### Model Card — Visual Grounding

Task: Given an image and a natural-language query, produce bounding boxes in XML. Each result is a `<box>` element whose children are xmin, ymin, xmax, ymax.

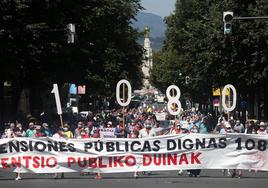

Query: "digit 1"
<box><xmin>235</xmin><ymin>137</ymin><xmax>242</xmax><ymax>150</ymax></box>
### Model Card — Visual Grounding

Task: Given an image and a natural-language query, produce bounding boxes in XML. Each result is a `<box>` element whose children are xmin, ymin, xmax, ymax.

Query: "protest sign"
<box><xmin>155</xmin><ymin>113</ymin><xmax>166</xmax><ymax>121</ymax></box>
<box><xmin>1</xmin><ymin>134</ymin><xmax>268</xmax><ymax>173</ymax></box>
<box><xmin>99</xmin><ymin>128</ymin><xmax>116</xmax><ymax>138</ymax></box>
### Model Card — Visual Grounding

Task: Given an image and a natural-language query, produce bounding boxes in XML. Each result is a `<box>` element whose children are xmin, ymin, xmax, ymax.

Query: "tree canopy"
<box><xmin>151</xmin><ymin>0</ymin><xmax>268</xmax><ymax>104</ymax></box>
<box><xmin>0</xmin><ymin>0</ymin><xmax>143</xmax><ymax>93</ymax></box>
<box><xmin>0</xmin><ymin>0</ymin><xmax>144</xmax><ymax>119</ymax></box>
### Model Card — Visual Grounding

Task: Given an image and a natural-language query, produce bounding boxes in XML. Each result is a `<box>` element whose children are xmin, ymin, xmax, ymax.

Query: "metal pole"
<box><xmin>233</xmin><ymin>16</ymin><xmax>268</xmax><ymax>20</ymax></box>
<box><xmin>228</xmin><ymin>94</ymin><xmax>231</xmax><ymax>122</ymax></box>
<box><xmin>59</xmin><ymin>114</ymin><xmax>64</xmax><ymax>128</ymax></box>
<box><xmin>123</xmin><ymin>83</ymin><xmax>125</xmax><ymax>128</ymax></box>
<box><xmin>172</xmin><ymin>88</ymin><xmax>177</xmax><ymax>121</ymax></box>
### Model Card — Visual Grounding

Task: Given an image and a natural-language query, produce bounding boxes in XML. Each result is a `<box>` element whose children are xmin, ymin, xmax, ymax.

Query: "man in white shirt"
<box><xmin>138</xmin><ymin>120</ymin><xmax>156</xmax><ymax>177</ymax></box>
<box><xmin>52</xmin><ymin>127</ymin><xmax>66</xmax><ymax>179</ymax></box>
<box><xmin>139</xmin><ymin>120</ymin><xmax>156</xmax><ymax>138</ymax></box>
<box><xmin>52</xmin><ymin>127</ymin><xmax>66</xmax><ymax>139</ymax></box>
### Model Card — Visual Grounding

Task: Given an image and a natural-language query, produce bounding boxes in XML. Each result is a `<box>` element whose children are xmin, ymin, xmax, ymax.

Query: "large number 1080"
<box><xmin>115</xmin><ymin>80</ymin><xmax>237</xmax><ymax>114</ymax></box>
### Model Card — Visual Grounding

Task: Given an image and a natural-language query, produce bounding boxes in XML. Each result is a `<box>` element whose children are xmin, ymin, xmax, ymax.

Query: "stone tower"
<box><xmin>142</xmin><ymin>26</ymin><xmax>153</xmax><ymax>91</ymax></box>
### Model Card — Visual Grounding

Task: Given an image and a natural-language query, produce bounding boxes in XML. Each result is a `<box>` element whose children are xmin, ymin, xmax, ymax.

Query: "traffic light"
<box><xmin>67</xmin><ymin>23</ymin><xmax>75</xmax><ymax>43</ymax></box>
<box><xmin>223</xmin><ymin>11</ymin><xmax>233</xmax><ymax>35</ymax></box>
<box><xmin>185</xmin><ymin>76</ymin><xmax>190</xmax><ymax>85</ymax></box>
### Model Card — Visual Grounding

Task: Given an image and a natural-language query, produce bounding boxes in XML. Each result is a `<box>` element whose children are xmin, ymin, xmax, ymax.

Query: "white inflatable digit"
<box><xmin>116</xmin><ymin>79</ymin><xmax>132</xmax><ymax>107</ymax></box>
<box><xmin>166</xmin><ymin>85</ymin><xmax>181</xmax><ymax>116</ymax></box>
<box><xmin>222</xmin><ymin>84</ymin><xmax>237</xmax><ymax>112</ymax></box>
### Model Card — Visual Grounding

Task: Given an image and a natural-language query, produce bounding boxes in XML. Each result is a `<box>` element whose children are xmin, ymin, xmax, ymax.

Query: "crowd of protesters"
<box><xmin>0</xmin><ymin>107</ymin><xmax>267</xmax><ymax>180</ymax></box>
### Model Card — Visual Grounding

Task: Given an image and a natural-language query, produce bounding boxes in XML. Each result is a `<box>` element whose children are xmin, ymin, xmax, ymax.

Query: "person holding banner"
<box><xmin>257</xmin><ymin>122</ymin><xmax>267</xmax><ymax>135</ymax></box>
<box><xmin>12</xmin><ymin>127</ymin><xmax>24</xmax><ymax>180</ymax></box>
<box><xmin>139</xmin><ymin>120</ymin><xmax>157</xmax><ymax>138</ymax></box>
<box><xmin>74</xmin><ymin>121</ymin><xmax>84</xmax><ymax>138</ymax></box>
<box><xmin>52</xmin><ymin>127</ymin><xmax>66</xmax><ymax>179</ymax></box>
<box><xmin>170</xmin><ymin>121</ymin><xmax>183</xmax><ymax>135</ymax></box>
<box><xmin>25</xmin><ymin>122</ymin><xmax>36</xmax><ymax>138</ymax></box>
<box><xmin>34</xmin><ymin>125</ymin><xmax>45</xmax><ymax>138</ymax></box>
<box><xmin>169</xmin><ymin>121</ymin><xmax>184</xmax><ymax>175</ymax></box>
<box><xmin>114</xmin><ymin>121</ymin><xmax>129</xmax><ymax>138</ymax></box>
<box><xmin>138</xmin><ymin>120</ymin><xmax>156</xmax><ymax>176</ymax></box>
<box><xmin>187</xmin><ymin>126</ymin><xmax>201</xmax><ymax>177</ymax></box>
<box><xmin>63</xmin><ymin>124</ymin><xmax>73</xmax><ymax>139</ymax></box>
<box><xmin>77</xmin><ymin>129</ymin><xmax>90</xmax><ymax>139</ymax></box>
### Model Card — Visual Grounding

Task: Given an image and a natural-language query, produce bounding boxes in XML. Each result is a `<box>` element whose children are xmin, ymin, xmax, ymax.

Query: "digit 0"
<box><xmin>166</xmin><ymin>85</ymin><xmax>181</xmax><ymax>116</ymax></box>
<box><xmin>222</xmin><ymin>84</ymin><xmax>237</xmax><ymax>112</ymax></box>
<box><xmin>116</xmin><ymin>79</ymin><xmax>132</xmax><ymax>107</ymax></box>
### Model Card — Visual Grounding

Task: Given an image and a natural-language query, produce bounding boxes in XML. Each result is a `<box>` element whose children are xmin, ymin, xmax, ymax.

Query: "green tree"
<box><xmin>0</xmin><ymin>0</ymin><xmax>143</xmax><ymax>120</ymax></box>
<box><xmin>151</xmin><ymin>0</ymin><xmax>268</xmax><ymax>118</ymax></box>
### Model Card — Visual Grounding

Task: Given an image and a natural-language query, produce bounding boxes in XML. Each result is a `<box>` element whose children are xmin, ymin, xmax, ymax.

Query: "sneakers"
<box><xmin>15</xmin><ymin>176</ymin><xmax>22</xmax><ymax>181</ymax></box>
<box><xmin>178</xmin><ymin>169</ymin><xmax>183</xmax><ymax>176</ymax></box>
<box><xmin>134</xmin><ymin>172</ymin><xmax>138</xmax><ymax>178</ymax></box>
<box><xmin>95</xmin><ymin>175</ymin><xmax>102</xmax><ymax>180</ymax></box>
<box><xmin>231</xmin><ymin>172</ymin><xmax>236</xmax><ymax>178</ymax></box>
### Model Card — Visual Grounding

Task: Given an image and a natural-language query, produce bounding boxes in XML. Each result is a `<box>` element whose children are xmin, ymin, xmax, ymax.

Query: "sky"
<box><xmin>141</xmin><ymin>0</ymin><xmax>176</xmax><ymax>17</ymax></box>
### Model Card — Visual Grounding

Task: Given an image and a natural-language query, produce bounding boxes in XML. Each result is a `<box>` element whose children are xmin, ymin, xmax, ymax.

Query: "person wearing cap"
<box><xmin>138</xmin><ymin>119</ymin><xmax>156</xmax><ymax>177</ymax></box>
<box><xmin>107</xmin><ymin>121</ymin><xmax>113</xmax><ymax>128</ymax></box>
<box><xmin>225</xmin><ymin>123</ymin><xmax>234</xmax><ymax>133</ymax></box>
<box><xmin>257</xmin><ymin>122</ymin><xmax>267</xmax><ymax>135</ymax></box>
<box><xmin>187</xmin><ymin>125</ymin><xmax>202</xmax><ymax>177</ymax></box>
<box><xmin>220</xmin><ymin>122</ymin><xmax>233</xmax><ymax>177</ymax></box>
<box><xmin>42</xmin><ymin>123</ymin><xmax>52</xmax><ymax>137</ymax></box>
<box><xmin>25</xmin><ymin>122</ymin><xmax>36</xmax><ymax>138</ymax></box>
<box><xmin>169</xmin><ymin>121</ymin><xmax>183</xmax><ymax>175</ymax></box>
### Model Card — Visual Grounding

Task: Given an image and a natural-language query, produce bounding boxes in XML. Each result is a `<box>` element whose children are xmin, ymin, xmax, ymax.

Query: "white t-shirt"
<box><xmin>139</xmin><ymin>128</ymin><xmax>156</xmax><ymax>138</ymax></box>
<box><xmin>52</xmin><ymin>133</ymin><xmax>65</xmax><ymax>139</ymax></box>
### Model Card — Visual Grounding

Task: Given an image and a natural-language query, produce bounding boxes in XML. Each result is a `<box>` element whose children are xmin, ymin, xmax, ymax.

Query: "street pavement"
<box><xmin>1</xmin><ymin>169</ymin><xmax>268</xmax><ymax>188</ymax></box>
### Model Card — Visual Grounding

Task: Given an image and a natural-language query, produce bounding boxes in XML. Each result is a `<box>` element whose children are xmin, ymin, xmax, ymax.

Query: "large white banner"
<box><xmin>0</xmin><ymin>134</ymin><xmax>268</xmax><ymax>173</ymax></box>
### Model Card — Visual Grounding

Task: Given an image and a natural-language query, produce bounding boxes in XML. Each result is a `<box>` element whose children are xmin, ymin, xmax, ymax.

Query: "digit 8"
<box><xmin>166</xmin><ymin>85</ymin><xmax>181</xmax><ymax>116</ymax></box>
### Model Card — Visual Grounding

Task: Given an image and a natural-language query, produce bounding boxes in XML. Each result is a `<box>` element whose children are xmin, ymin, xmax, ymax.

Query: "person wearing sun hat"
<box><xmin>257</xmin><ymin>122</ymin><xmax>267</xmax><ymax>135</ymax></box>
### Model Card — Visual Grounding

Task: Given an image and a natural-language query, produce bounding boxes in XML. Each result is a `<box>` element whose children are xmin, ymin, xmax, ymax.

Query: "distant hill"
<box><xmin>132</xmin><ymin>12</ymin><xmax>166</xmax><ymax>38</ymax></box>
<box><xmin>132</xmin><ymin>12</ymin><xmax>166</xmax><ymax>50</ymax></box>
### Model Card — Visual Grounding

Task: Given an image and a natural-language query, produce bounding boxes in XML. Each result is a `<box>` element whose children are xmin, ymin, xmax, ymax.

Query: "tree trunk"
<box><xmin>263</xmin><ymin>82</ymin><xmax>268</xmax><ymax>120</ymax></box>
<box><xmin>0</xmin><ymin>80</ymin><xmax>4</xmax><ymax>132</ymax></box>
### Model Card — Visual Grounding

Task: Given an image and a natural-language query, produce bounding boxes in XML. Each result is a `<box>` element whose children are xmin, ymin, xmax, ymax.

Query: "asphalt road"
<box><xmin>1</xmin><ymin>169</ymin><xmax>268</xmax><ymax>188</ymax></box>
